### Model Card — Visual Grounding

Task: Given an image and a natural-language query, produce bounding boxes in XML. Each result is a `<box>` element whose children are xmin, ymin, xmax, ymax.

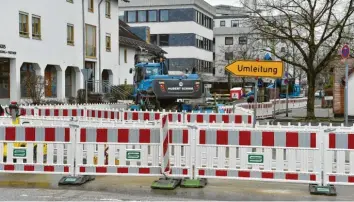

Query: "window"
<box><xmin>150</xmin><ymin>34</ymin><xmax>157</xmax><ymax>45</ymax></box>
<box><xmin>85</xmin><ymin>24</ymin><xmax>96</xmax><ymax>58</ymax></box>
<box><xmin>239</xmin><ymin>36</ymin><xmax>247</xmax><ymax>45</ymax></box>
<box><xmin>231</xmin><ymin>20</ymin><xmax>239</xmax><ymax>27</ymax></box>
<box><xmin>225</xmin><ymin>52</ymin><xmax>233</xmax><ymax>61</ymax></box>
<box><xmin>0</xmin><ymin>58</ymin><xmax>10</xmax><ymax>99</ymax></box>
<box><xmin>160</xmin><ymin>10</ymin><xmax>169</xmax><ymax>22</ymax></box>
<box><xmin>32</xmin><ymin>15</ymin><xmax>41</xmax><ymax>39</ymax></box>
<box><xmin>67</xmin><ymin>0</ymin><xmax>73</xmax><ymax>3</ymax></box>
<box><xmin>124</xmin><ymin>49</ymin><xmax>127</xmax><ymax>63</ymax></box>
<box><xmin>19</xmin><ymin>12</ymin><xmax>29</xmax><ymax>37</ymax></box>
<box><xmin>195</xmin><ymin>10</ymin><xmax>212</xmax><ymax>29</ymax></box>
<box><xmin>138</xmin><ymin>10</ymin><xmax>147</xmax><ymax>22</ymax></box>
<box><xmin>220</xmin><ymin>20</ymin><xmax>225</xmax><ymax>27</ymax></box>
<box><xmin>67</xmin><ymin>24</ymin><xmax>74</xmax><ymax>45</ymax></box>
<box><xmin>105</xmin><ymin>0</ymin><xmax>111</xmax><ymax>18</ymax></box>
<box><xmin>159</xmin><ymin>34</ymin><xmax>169</xmax><ymax>46</ymax></box>
<box><xmin>106</xmin><ymin>33</ymin><xmax>111</xmax><ymax>52</ymax></box>
<box><xmin>127</xmin><ymin>11</ymin><xmax>136</xmax><ymax>23</ymax></box>
<box><xmin>88</xmin><ymin>0</ymin><xmax>94</xmax><ymax>12</ymax></box>
<box><xmin>148</xmin><ymin>10</ymin><xmax>157</xmax><ymax>22</ymax></box>
<box><xmin>225</xmin><ymin>37</ymin><xmax>233</xmax><ymax>45</ymax></box>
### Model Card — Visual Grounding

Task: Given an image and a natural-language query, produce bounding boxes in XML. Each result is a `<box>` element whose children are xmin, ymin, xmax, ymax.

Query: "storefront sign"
<box><xmin>0</xmin><ymin>44</ymin><xmax>16</xmax><ymax>55</ymax></box>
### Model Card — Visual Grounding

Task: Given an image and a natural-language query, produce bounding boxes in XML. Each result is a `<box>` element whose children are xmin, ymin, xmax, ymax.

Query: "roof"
<box><xmin>119</xmin><ymin>20</ymin><xmax>166</xmax><ymax>55</ymax></box>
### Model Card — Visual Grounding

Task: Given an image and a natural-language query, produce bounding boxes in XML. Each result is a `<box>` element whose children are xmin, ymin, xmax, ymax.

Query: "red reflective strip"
<box><xmin>25</xmin><ymin>127</ymin><xmax>36</xmax><ymax>141</ymax></box>
<box><xmin>310</xmin><ymin>133</ymin><xmax>317</xmax><ymax>148</ymax></box>
<box><xmin>329</xmin><ymin>175</ymin><xmax>336</xmax><ymax>182</ymax></box>
<box><xmin>248</xmin><ymin>115</ymin><xmax>252</xmax><ymax>124</ymax></box>
<box><xmin>310</xmin><ymin>174</ymin><xmax>316</xmax><ymax>181</ymax></box>
<box><xmin>215</xmin><ymin>170</ymin><xmax>228</xmax><ymax>176</ymax></box>
<box><xmin>238</xmin><ymin>171</ymin><xmax>250</xmax><ymax>178</ymax></box>
<box><xmin>44</xmin><ymin>166</ymin><xmax>54</xmax><ymax>172</ymax></box>
<box><xmin>97</xmin><ymin>110</ymin><xmax>102</xmax><ymax>118</ymax></box>
<box><xmin>64</xmin><ymin>166</ymin><xmax>69</xmax><ymax>173</ymax></box>
<box><xmin>329</xmin><ymin>133</ymin><xmax>336</xmax><ymax>148</ymax></box>
<box><xmin>285</xmin><ymin>173</ymin><xmax>298</xmax><ymax>180</ymax></box>
<box><xmin>54</xmin><ymin>109</ymin><xmax>59</xmax><ymax>116</ymax></box>
<box><xmin>163</xmin><ymin>133</ymin><xmax>168</xmax><ymax>156</ymax></box>
<box><xmin>80</xmin><ymin>128</ymin><xmax>87</xmax><ymax>142</ymax></box>
<box><xmin>222</xmin><ymin>115</ymin><xmax>229</xmax><ymax>123</ymax></box>
<box><xmin>196</xmin><ymin>114</ymin><xmax>203</xmax><ymax>123</ymax></box>
<box><xmin>65</xmin><ymin>128</ymin><xmax>70</xmax><ymax>142</ymax></box>
<box><xmin>5</xmin><ymin>127</ymin><xmax>16</xmax><ymax>141</ymax></box>
<box><xmin>168</xmin><ymin>129</ymin><xmax>172</xmax><ymax>143</ymax></box>
<box><xmin>262</xmin><ymin>172</ymin><xmax>274</xmax><ymax>179</ymax></box>
<box><xmin>262</xmin><ymin>132</ymin><xmax>274</xmax><ymax>146</ymax></box>
<box><xmin>139</xmin><ymin>129</ymin><xmax>150</xmax><ymax>143</ymax></box>
<box><xmin>24</xmin><ymin>165</ymin><xmax>34</xmax><ymax>171</ymax></box>
<box><xmin>143</xmin><ymin>112</ymin><xmax>150</xmax><ymax>121</ymax></box>
<box><xmin>118</xmin><ymin>129</ymin><xmax>129</xmax><ymax>143</ymax></box>
<box><xmin>45</xmin><ymin>109</ymin><xmax>50</xmax><ymax>116</ymax></box>
<box><xmin>110</xmin><ymin>112</ymin><xmax>115</xmax><ymax>119</ymax></box>
<box><xmin>216</xmin><ymin>130</ymin><xmax>228</xmax><ymax>145</ymax></box>
<box><xmin>183</xmin><ymin>169</ymin><xmax>188</xmax><ymax>175</ymax></box>
<box><xmin>117</xmin><ymin>167</ymin><xmax>128</xmax><ymax>173</ymax></box>
<box><xmin>31</xmin><ymin>109</ymin><xmax>34</xmax><ymax>115</ymax></box>
<box><xmin>178</xmin><ymin>114</ymin><xmax>182</xmax><ymax>122</ymax></box>
<box><xmin>96</xmin><ymin>129</ymin><xmax>108</xmax><ymax>142</ymax></box>
<box><xmin>132</xmin><ymin>112</ymin><xmax>138</xmax><ymax>120</ymax></box>
<box><xmin>154</xmin><ymin>113</ymin><xmax>160</xmax><ymax>120</ymax></box>
<box><xmin>198</xmin><ymin>169</ymin><xmax>205</xmax><ymax>176</ymax></box>
<box><xmin>139</xmin><ymin>168</ymin><xmax>150</xmax><ymax>174</ymax></box>
<box><xmin>348</xmin><ymin>176</ymin><xmax>354</xmax><ymax>183</ymax></box>
<box><xmin>239</xmin><ymin>131</ymin><xmax>251</xmax><ymax>145</ymax></box>
<box><xmin>45</xmin><ymin>128</ymin><xmax>55</xmax><ymax>141</ymax></box>
<box><xmin>286</xmin><ymin>132</ymin><xmax>298</xmax><ymax>147</ymax></box>
<box><xmin>4</xmin><ymin>165</ymin><xmax>14</xmax><ymax>170</ymax></box>
<box><xmin>63</xmin><ymin>109</ymin><xmax>68</xmax><ymax>116</ymax></box>
<box><xmin>183</xmin><ymin>130</ymin><xmax>188</xmax><ymax>144</ymax></box>
<box><xmin>96</xmin><ymin>167</ymin><xmax>107</xmax><ymax>173</ymax></box>
<box><xmin>199</xmin><ymin>130</ymin><xmax>206</xmax><ymax>144</ymax></box>
<box><xmin>186</xmin><ymin>114</ymin><xmax>191</xmax><ymax>123</ymax></box>
<box><xmin>209</xmin><ymin>114</ymin><xmax>216</xmax><ymax>123</ymax></box>
<box><xmin>72</xmin><ymin>109</ymin><xmax>77</xmax><ymax>116</ymax></box>
<box><xmin>81</xmin><ymin>110</ymin><xmax>84</xmax><ymax>116</ymax></box>
<box><xmin>234</xmin><ymin>115</ymin><xmax>242</xmax><ymax>123</ymax></box>
<box><xmin>79</xmin><ymin>167</ymin><xmax>86</xmax><ymax>173</ymax></box>
<box><xmin>104</xmin><ymin>111</ymin><xmax>108</xmax><ymax>118</ymax></box>
<box><xmin>123</xmin><ymin>112</ymin><xmax>128</xmax><ymax>120</ymax></box>
<box><xmin>348</xmin><ymin>134</ymin><xmax>354</xmax><ymax>149</ymax></box>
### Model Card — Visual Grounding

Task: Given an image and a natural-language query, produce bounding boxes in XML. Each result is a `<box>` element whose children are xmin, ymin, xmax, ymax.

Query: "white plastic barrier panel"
<box><xmin>0</xmin><ymin>125</ymin><xmax>74</xmax><ymax>175</ymax></box>
<box><xmin>193</xmin><ymin>128</ymin><xmax>321</xmax><ymax>184</ymax></box>
<box><xmin>324</xmin><ymin>130</ymin><xmax>354</xmax><ymax>185</ymax></box>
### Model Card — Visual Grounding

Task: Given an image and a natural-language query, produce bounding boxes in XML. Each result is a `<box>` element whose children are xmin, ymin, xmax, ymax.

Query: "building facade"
<box><xmin>0</xmin><ymin>0</ymin><xmax>119</xmax><ymax>105</ymax></box>
<box><xmin>119</xmin><ymin>0</ymin><xmax>214</xmax><ymax>75</ymax></box>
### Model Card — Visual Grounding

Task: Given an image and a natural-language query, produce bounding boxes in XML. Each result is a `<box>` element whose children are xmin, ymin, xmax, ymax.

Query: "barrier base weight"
<box><xmin>151</xmin><ymin>178</ymin><xmax>181</xmax><ymax>190</ymax></box>
<box><xmin>309</xmin><ymin>184</ymin><xmax>336</xmax><ymax>196</ymax></box>
<box><xmin>180</xmin><ymin>178</ymin><xmax>207</xmax><ymax>188</ymax></box>
<box><xmin>58</xmin><ymin>175</ymin><xmax>95</xmax><ymax>186</ymax></box>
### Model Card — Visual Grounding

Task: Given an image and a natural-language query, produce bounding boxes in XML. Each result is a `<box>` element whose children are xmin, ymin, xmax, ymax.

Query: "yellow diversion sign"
<box><xmin>225</xmin><ymin>60</ymin><xmax>284</xmax><ymax>78</ymax></box>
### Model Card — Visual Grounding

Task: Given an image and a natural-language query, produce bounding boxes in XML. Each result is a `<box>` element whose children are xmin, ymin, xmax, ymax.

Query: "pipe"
<box><xmin>98</xmin><ymin>0</ymin><xmax>104</xmax><ymax>93</ymax></box>
<box><xmin>82</xmin><ymin>0</ymin><xmax>87</xmax><ymax>103</ymax></box>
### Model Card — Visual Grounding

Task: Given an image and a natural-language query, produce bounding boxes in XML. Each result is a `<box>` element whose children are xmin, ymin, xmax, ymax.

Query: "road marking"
<box><xmin>259</xmin><ymin>189</ymin><xmax>292</xmax><ymax>194</ymax></box>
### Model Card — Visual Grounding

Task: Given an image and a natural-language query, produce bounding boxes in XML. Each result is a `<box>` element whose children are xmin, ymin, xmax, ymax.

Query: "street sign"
<box><xmin>264</xmin><ymin>52</ymin><xmax>272</xmax><ymax>60</ymax></box>
<box><xmin>342</xmin><ymin>44</ymin><xmax>350</xmax><ymax>59</ymax></box>
<box><xmin>13</xmin><ymin>148</ymin><xmax>26</xmax><ymax>158</ymax></box>
<box><xmin>225</xmin><ymin>60</ymin><xmax>284</xmax><ymax>78</ymax></box>
<box><xmin>248</xmin><ymin>153</ymin><xmax>264</xmax><ymax>164</ymax></box>
<box><xmin>126</xmin><ymin>150</ymin><xmax>141</xmax><ymax>160</ymax></box>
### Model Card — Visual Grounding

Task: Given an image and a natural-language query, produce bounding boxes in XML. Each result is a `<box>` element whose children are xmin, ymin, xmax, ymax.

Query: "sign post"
<box><xmin>225</xmin><ymin>59</ymin><xmax>284</xmax><ymax>128</ymax></box>
<box><xmin>342</xmin><ymin>44</ymin><xmax>350</xmax><ymax>126</ymax></box>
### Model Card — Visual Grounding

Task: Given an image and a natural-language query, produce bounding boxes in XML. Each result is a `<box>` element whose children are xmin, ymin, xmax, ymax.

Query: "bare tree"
<box><xmin>215</xmin><ymin>35</ymin><xmax>261</xmax><ymax>89</ymax></box>
<box><xmin>242</xmin><ymin>0</ymin><xmax>354</xmax><ymax>119</ymax></box>
<box><xmin>23</xmin><ymin>74</ymin><xmax>45</xmax><ymax>105</ymax></box>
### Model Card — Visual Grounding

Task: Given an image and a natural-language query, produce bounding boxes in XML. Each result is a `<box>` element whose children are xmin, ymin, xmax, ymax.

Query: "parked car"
<box><xmin>314</xmin><ymin>90</ymin><xmax>324</xmax><ymax>98</ymax></box>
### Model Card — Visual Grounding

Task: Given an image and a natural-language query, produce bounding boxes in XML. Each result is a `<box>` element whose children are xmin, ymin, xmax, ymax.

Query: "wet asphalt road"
<box><xmin>0</xmin><ymin>174</ymin><xmax>353</xmax><ymax>201</ymax></box>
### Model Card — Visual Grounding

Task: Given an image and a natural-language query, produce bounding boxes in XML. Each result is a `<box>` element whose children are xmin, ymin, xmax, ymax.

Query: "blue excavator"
<box><xmin>129</xmin><ymin>55</ymin><xmax>203</xmax><ymax>111</ymax></box>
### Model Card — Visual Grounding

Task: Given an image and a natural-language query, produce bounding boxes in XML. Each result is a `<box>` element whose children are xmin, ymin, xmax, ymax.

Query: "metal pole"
<box><xmin>286</xmin><ymin>62</ymin><xmax>289</xmax><ymax>117</ymax></box>
<box><xmin>85</xmin><ymin>80</ymin><xmax>88</xmax><ymax>104</ymax></box>
<box><xmin>253</xmin><ymin>79</ymin><xmax>258</xmax><ymax>128</ymax></box>
<box><xmin>345</xmin><ymin>62</ymin><xmax>349</xmax><ymax>126</ymax></box>
<box><xmin>273</xmin><ymin>80</ymin><xmax>276</xmax><ymax>118</ymax></box>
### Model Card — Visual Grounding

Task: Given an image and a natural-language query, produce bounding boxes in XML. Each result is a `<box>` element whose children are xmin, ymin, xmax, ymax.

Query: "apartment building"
<box><xmin>0</xmin><ymin>0</ymin><xmax>119</xmax><ymax>105</ymax></box>
<box><xmin>119</xmin><ymin>0</ymin><xmax>215</xmax><ymax>76</ymax></box>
